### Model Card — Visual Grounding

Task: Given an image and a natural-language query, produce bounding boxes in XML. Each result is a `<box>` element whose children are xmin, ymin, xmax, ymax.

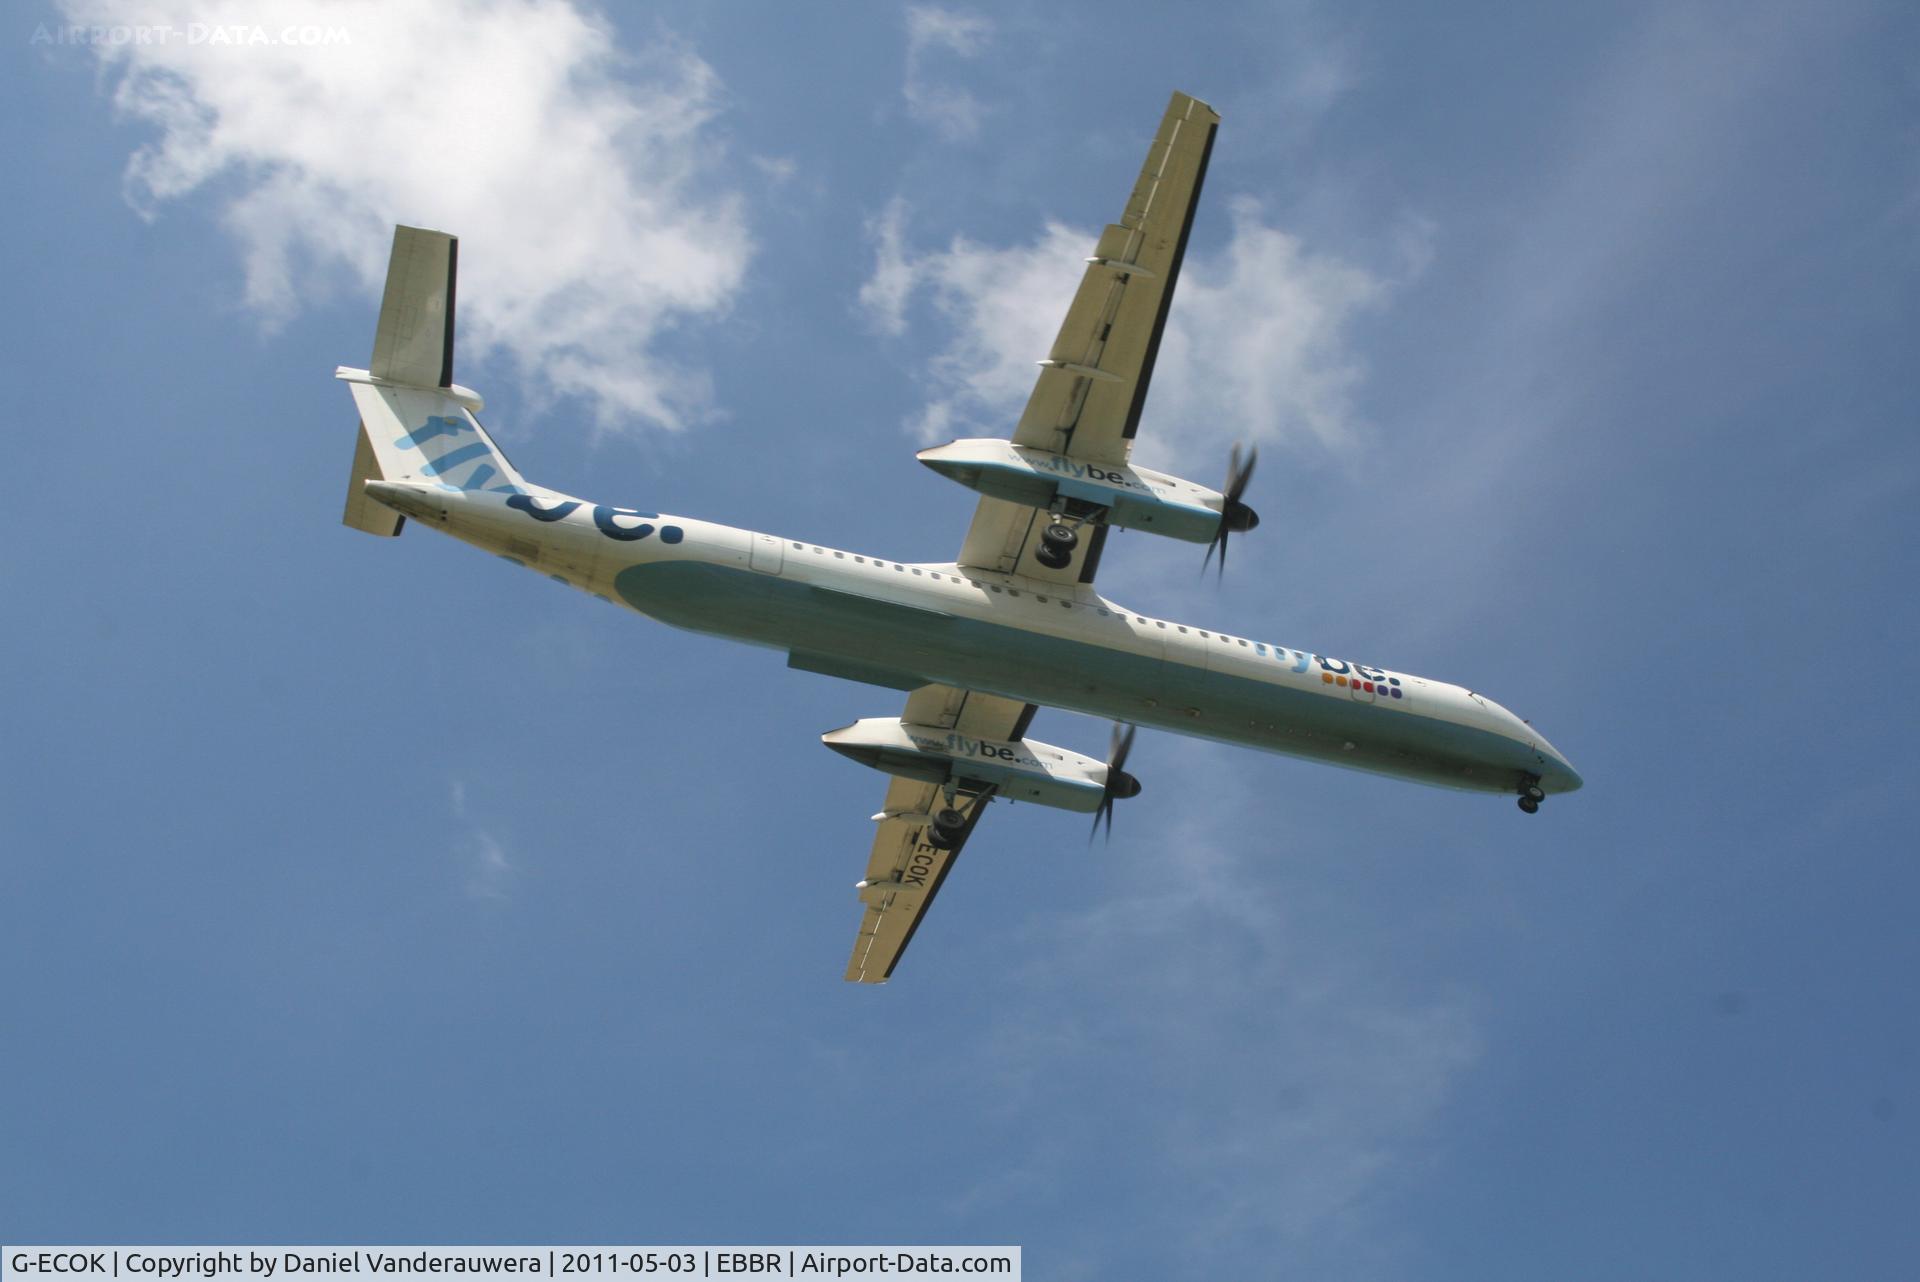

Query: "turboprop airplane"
<box><xmin>336</xmin><ymin>91</ymin><xmax>1581</xmax><ymax>983</ymax></box>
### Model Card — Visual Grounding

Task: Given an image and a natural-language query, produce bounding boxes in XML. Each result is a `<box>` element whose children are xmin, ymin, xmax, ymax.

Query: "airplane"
<box><xmin>334</xmin><ymin>91</ymin><xmax>1582</xmax><ymax>983</ymax></box>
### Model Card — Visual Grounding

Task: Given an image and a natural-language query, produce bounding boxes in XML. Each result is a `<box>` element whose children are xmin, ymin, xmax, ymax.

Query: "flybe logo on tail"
<box><xmin>394</xmin><ymin>415</ymin><xmax>522</xmax><ymax>495</ymax></box>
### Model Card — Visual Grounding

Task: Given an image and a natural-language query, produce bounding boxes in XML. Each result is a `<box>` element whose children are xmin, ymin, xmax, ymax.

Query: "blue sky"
<box><xmin>4</xmin><ymin>0</ymin><xmax>1916</xmax><ymax>1276</ymax></box>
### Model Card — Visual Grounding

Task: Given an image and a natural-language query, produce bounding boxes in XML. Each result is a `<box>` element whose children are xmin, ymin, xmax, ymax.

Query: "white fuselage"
<box><xmin>373</xmin><ymin>481</ymin><xmax>1583</xmax><ymax>798</ymax></box>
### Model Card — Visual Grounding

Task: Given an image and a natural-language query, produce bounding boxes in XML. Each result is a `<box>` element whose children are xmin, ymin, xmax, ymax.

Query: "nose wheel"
<box><xmin>1517</xmin><ymin>778</ymin><xmax>1546</xmax><ymax>815</ymax></box>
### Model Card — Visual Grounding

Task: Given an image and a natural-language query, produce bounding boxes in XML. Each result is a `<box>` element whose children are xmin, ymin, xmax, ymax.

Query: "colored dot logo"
<box><xmin>1322</xmin><ymin>671</ymin><xmax>1404</xmax><ymax>699</ymax></box>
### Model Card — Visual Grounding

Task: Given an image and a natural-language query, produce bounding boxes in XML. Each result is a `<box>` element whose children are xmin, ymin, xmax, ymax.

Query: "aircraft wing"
<box><xmin>843</xmin><ymin>92</ymin><xmax>1216</xmax><ymax>981</ymax></box>
<box><xmin>844</xmin><ymin>684</ymin><xmax>1036</xmax><ymax>983</ymax></box>
<box><xmin>957</xmin><ymin>90</ymin><xmax>1220</xmax><ymax>587</ymax></box>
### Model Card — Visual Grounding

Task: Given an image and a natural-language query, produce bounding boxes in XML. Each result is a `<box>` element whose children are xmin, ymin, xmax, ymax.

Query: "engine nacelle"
<box><xmin>822</xmin><ymin>717</ymin><xmax>1115</xmax><ymax>813</ymax></box>
<box><xmin>917</xmin><ymin>438</ymin><xmax>1241</xmax><ymax>544</ymax></box>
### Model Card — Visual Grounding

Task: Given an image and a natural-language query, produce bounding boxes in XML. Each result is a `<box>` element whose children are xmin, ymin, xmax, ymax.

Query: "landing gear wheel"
<box><xmin>1036</xmin><ymin>521</ymin><xmax>1078</xmax><ymax>570</ymax></box>
<box><xmin>1518</xmin><ymin>796</ymin><xmax>1540</xmax><ymax>815</ymax></box>
<box><xmin>1523</xmin><ymin>783</ymin><xmax>1546</xmax><ymax>803</ymax></box>
<box><xmin>929</xmin><ymin>807</ymin><xmax>968</xmax><ymax>849</ymax></box>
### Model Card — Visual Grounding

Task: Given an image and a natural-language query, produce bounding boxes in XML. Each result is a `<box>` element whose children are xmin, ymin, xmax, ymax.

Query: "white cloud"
<box><xmin>860</xmin><ymin>197</ymin><xmax>1394</xmax><ymax>467</ymax></box>
<box><xmin>902</xmin><ymin>5</ymin><xmax>993</xmax><ymax>141</ymax></box>
<box><xmin>750</xmin><ymin>154</ymin><xmax>799</xmax><ymax>185</ymax></box>
<box><xmin>906</xmin><ymin>3</ymin><xmax>992</xmax><ymax>55</ymax></box>
<box><xmin>65</xmin><ymin>0</ymin><xmax>753</xmax><ymax>432</ymax></box>
<box><xmin>448</xmin><ymin>778</ymin><xmax>513</xmax><ymax>901</ymax></box>
<box><xmin>1158</xmin><ymin>198</ymin><xmax>1389</xmax><ymax>459</ymax></box>
<box><xmin>857</xmin><ymin>197</ymin><xmax>917</xmax><ymax>337</ymax></box>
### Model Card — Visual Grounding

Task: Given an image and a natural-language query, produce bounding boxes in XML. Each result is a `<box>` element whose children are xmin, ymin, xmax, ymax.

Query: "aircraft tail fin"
<box><xmin>340</xmin><ymin>226</ymin><xmax>537</xmax><ymax>536</ymax></box>
<box><xmin>372</xmin><ymin>225</ymin><xmax>458</xmax><ymax>389</ymax></box>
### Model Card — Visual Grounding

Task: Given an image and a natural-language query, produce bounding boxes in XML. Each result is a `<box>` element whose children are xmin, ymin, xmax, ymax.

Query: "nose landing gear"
<box><xmin>1517</xmin><ymin>778</ymin><xmax>1546</xmax><ymax>815</ymax></box>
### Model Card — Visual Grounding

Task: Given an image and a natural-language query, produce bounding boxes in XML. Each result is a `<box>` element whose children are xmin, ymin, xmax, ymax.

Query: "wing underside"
<box><xmin>844</xmin><ymin>685</ymin><xmax>1035</xmax><ymax>983</ymax></box>
<box><xmin>957</xmin><ymin>91</ymin><xmax>1219</xmax><ymax>586</ymax></box>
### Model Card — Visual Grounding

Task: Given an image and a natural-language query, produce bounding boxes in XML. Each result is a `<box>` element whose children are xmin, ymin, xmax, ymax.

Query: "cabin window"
<box><xmin>990</xmin><ymin>585</ymin><xmax>1003</xmax><ymax>593</ymax></box>
<box><xmin>1037</xmin><ymin>595</ymin><xmax>1049</xmax><ymax>603</ymax></box>
<box><xmin>854</xmin><ymin>556</ymin><xmax>864</xmax><ymax>563</ymax></box>
<box><xmin>1061</xmin><ymin>600</ymin><xmax>1071</xmax><ymax>608</ymax></box>
<box><xmin>791</xmin><ymin>542</ymin><xmax>802</xmax><ymax>549</ymax></box>
<box><xmin>1156</xmin><ymin>621</ymin><xmax>1166</xmax><ymax>629</ymax></box>
<box><xmin>1238</xmin><ymin>638</ymin><xmax>1249</xmax><ymax>647</ymax></box>
<box><xmin>894</xmin><ymin>564</ymin><xmax>904</xmax><ymax>571</ymax></box>
<box><xmin>834</xmin><ymin>551</ymin><xmax>845</xmax><ymax>559</ymax></box>
<box><xmin>1136</xmin><ymin>617</ymin><xmax>1147</xmax><ymax>625</ymax></box>
<box><xmin>1177</xmin><ymin>626</ymin><xmax>1188</xmax><ymax>634</ymax></box>
<box><xmin>1199</xmin><ymin>630</ymin><xmax>1209</xmax><ymax>638</ymax></box>
<box><xmin>1097</xmin><ymin>609</ymin><xmax>1109</xmax><ymax>617</ymax></box>
<box><xmin>911</xmin><ymin>568</ymin><xmax>922</xmax><ymax>575</ymax></box>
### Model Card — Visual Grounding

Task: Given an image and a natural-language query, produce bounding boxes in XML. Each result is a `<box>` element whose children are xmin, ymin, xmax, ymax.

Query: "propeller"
<box><xmin>1202</xmin><ymin>443</ymin><xmax>1260</xmax><ymax>576</ymax></box>
<box><xmin>1090</xmin><ymin>722</ymin><xmax>1143</xmax><ymax>842</ymax></box>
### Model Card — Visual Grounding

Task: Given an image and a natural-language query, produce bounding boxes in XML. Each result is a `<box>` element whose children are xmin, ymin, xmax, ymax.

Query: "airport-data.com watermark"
<box><xmin>31</xmin><ymin>21</ymin><xmax>351</xmax><ymax>47</ymax></box>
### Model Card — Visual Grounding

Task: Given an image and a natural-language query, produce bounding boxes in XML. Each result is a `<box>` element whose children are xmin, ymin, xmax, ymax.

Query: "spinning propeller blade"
<box><xmin>1203</xmin><ymin>443</ymin><xmax>1259</xmax><ymax>577</ymax></box>
<box><xmin>1090</xmin><ymin>722</ymin><xmax>1140</xmax><ymax>842</ymax></box>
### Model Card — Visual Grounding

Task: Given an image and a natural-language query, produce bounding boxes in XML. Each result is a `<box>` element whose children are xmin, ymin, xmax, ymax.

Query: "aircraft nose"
<box><xmin>1542</xmin><ymin>752</ymin><xmax>1583</xmax><ymax>795</ymax></box>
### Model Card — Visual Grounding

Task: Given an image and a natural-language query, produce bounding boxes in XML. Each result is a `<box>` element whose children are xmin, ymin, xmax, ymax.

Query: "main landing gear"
<box><xmin>929</xmin><ymin>807</ymin><xmax>969</xmax><ymax>850</ymax></box>
<box><xmin>929</xmin><ymin>783</ymin><xmax>996</xmax><ymax>850</ymax></box>
<box><xmin>1035</xmin><ymin>520</ymin><xmax>1080</xmax><ymax>570</ymax></box>
<box><xmin>1517</xmin><ymin>778</ymin><xmax>1546</xmax><ymax>815</ymax></box>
